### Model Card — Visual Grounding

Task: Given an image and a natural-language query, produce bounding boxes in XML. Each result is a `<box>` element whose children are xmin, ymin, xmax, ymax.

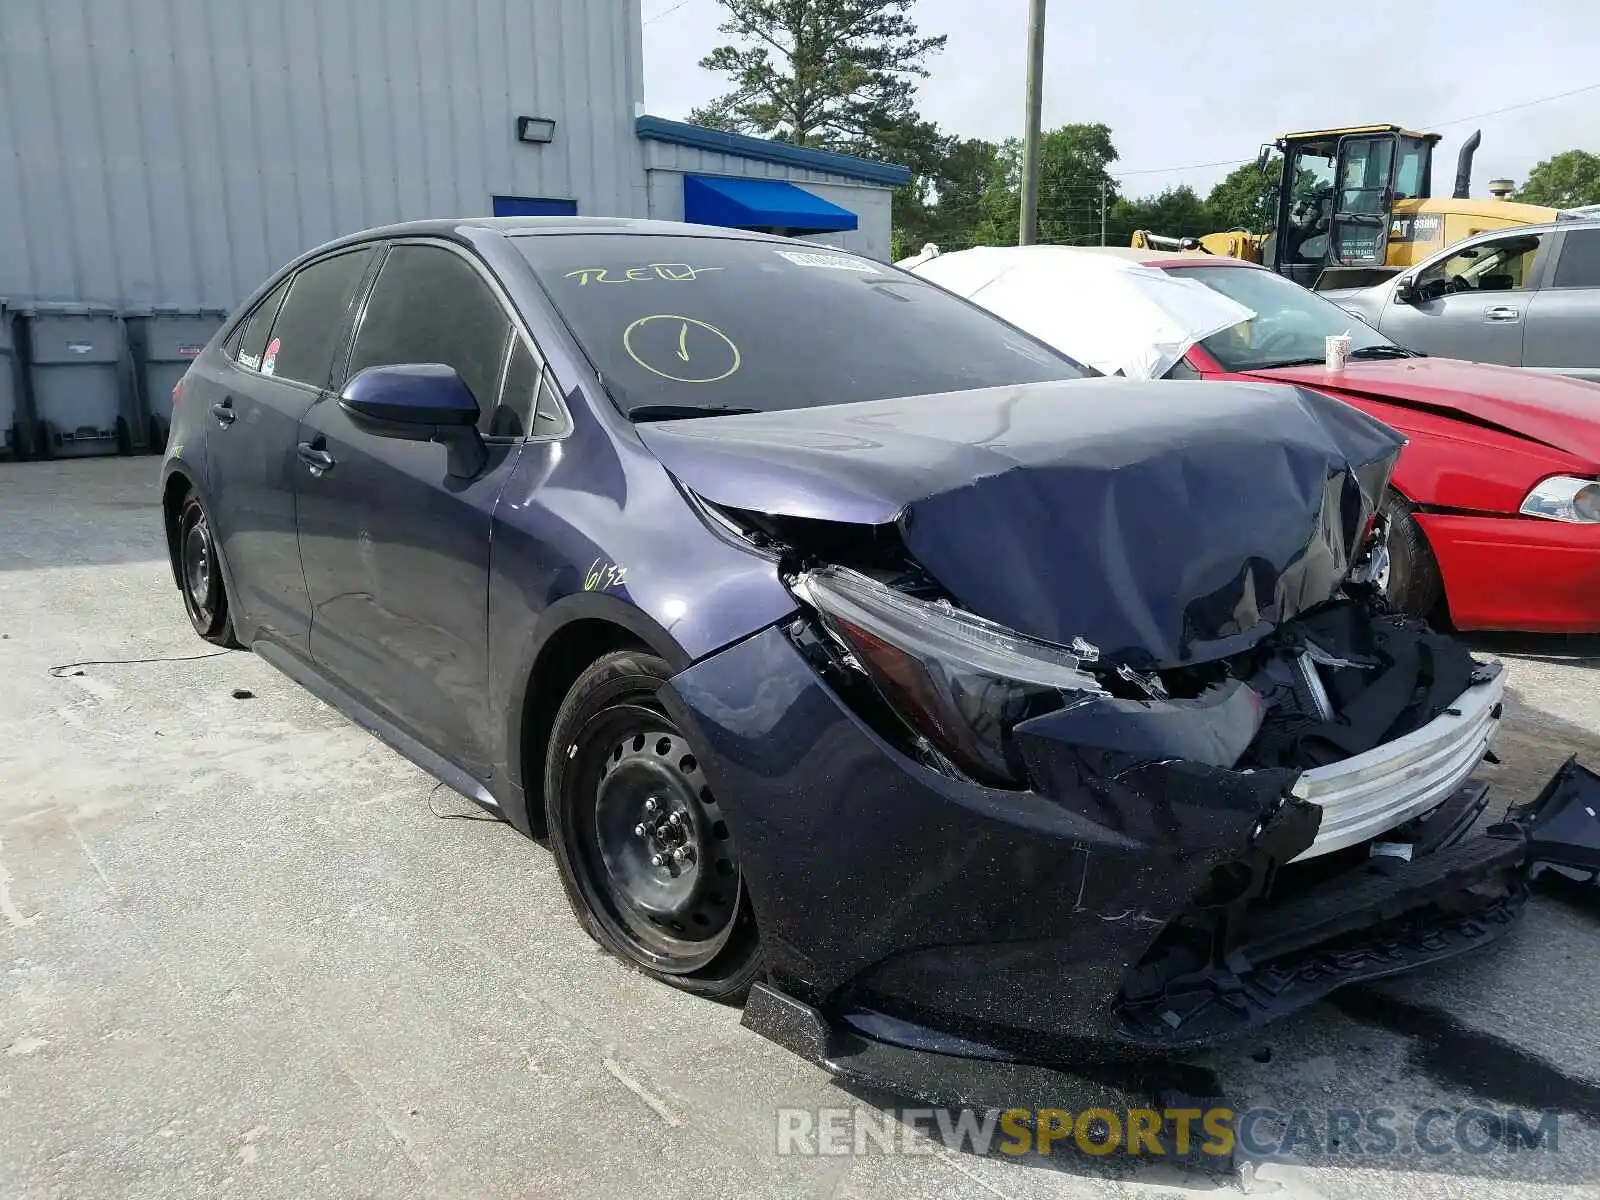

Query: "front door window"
<box><xmin>1414</xmin><ymin>233</ymin><xmax>1546</xmax><ymax>300</ymax></box>
<box><xmin>1282</xmin><ymin>143</ymin><xmax>1338</xmax><ymax>267</ymax></box>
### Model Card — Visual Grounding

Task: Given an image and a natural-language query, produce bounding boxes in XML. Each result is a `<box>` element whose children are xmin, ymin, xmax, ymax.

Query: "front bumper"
<box><xmin>664</xmin><ymin>625</ymin><xmax>1599</xmax><ymax>1071</ymax></box>
<box><xmin>1416</xmin><ymin>510</ymin><xmax>1600</xmax><ymax>632</ymax></box>
<box><xmin>1290</xmin><ymin>662</ymin><xmax>1504</xmax><ymax>860</ymax></box>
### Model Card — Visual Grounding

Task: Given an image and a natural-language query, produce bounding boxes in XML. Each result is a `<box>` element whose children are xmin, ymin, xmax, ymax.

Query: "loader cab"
<box><xmin>1270</xmin><ymin>125</ymin><xmax>1439</xmax><ymax>287</ymax></box>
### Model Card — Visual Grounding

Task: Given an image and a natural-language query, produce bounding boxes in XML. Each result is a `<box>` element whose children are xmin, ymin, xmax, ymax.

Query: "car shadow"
<box><xmin>1463</xmin><ymin>630</ymin><xmax>1600</xmax><ymax>669</ymax></box>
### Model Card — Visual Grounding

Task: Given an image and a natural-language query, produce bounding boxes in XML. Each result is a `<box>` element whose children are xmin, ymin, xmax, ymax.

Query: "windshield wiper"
<box><xmin>1251</xmin><ymin>356</ymin><xmax>1325</xmax><ymax>369</ymax></box>
<box><xmin>1348</xmin><ymin>345</ymin><xmax>1420</xmax><ymax>360</ymax></box>
<box><xmin>626</xmin><ymin>404</ymin><xmax>761</xmax><ymax>422</ymax></box>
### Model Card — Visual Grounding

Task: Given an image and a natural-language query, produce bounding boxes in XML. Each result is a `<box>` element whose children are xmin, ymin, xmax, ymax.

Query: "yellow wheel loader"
<box><xmin>1132</xmin><ymin>125</ymin><xmax>1568</xmax><ymax>289</ymax></box>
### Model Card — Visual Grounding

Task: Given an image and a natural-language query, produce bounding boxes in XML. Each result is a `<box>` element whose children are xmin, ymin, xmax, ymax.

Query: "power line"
<box><xmin>1113</xmin><ymin>156</ymin><xmax>1251</xmax><ymax>178</ymax></box>
<box><xmin>1425</xmin><ymin>81</ymin><xmax>1600</xmax><ymax>128</ymax></box>
<box><xmin>644</xmin><ymin>0</ymin><xmax>693</xmax><ymax>24</ymax></box>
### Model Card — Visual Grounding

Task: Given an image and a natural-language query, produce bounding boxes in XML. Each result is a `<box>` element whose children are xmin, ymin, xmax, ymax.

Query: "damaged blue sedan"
<box><xmin>161</xmin><ymin>219</ymin><xmax>1598</xmax><ymax>1085</ymax></box>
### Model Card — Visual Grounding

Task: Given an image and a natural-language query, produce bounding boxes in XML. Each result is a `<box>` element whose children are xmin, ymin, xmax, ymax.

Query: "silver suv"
<box><xmin>1330</xmin><ymin>219</ymin><xmax>1600</xmax><ymax>382</ymax></box>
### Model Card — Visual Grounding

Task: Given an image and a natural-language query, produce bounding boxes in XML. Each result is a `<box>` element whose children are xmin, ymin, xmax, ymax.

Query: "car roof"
<box><xmin>333</xmin><ymin>216</ymin><xmax>805</xmax><ymax>245</ymax></box>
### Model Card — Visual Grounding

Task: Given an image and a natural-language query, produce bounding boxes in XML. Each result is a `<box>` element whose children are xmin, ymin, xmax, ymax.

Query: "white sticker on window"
<box><xmin>774</xmin><ymin>250</ymin><xmax>878</xmax><ymax>274</ymax></box>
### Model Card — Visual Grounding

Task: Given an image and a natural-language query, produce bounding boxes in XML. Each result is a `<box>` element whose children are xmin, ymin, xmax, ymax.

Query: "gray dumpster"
<box><xmin>125</xmin><ymin>306</ymin><xmax>227</xmax><ymax>452</ymax></box>
<box><xmin>0</xmin><ymin>300</ymin><xmax>25</xmax><ymax>458</ymax></box>
<box><xmin>19</xmin><ymin>303</ymin><xmax>132</xmax><ymax>458</ymax></box>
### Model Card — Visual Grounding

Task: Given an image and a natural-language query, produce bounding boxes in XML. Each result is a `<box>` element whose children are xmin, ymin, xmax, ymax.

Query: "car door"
<box><xmin>1379</xmin><ymin>230</ymin><xmax>1554</xmax><ymax>365</ymax></box>
<box><xmin>1522</xmin><ymin>227</ymin><xmax>1600</xmax><ymax>381</ymax></box>
<box><xmin>201</xmin><ymin>248</ymin><xmax>376</xmax><ymax>652</ymax></box>
<box><xmin>294</xmin><ymin>240</ymin><xmax>537</xmax><ymax>778</ymax></box>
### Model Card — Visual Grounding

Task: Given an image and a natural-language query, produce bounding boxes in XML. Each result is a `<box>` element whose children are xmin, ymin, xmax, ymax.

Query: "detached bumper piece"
<box><xmin>1118</xmin><ymin>756</ymin><xmax>1600</xmax><ymax>1048</ymax></box>
<box><xmin>1117</xmin><ymin>804</ymin><xmax>1526</xmax><ymax>1047</ymax></box>
<box><xmin>1514</xmin><ymin>756</ymin><xmax>1600</xmax><ymax>896</ymax></box>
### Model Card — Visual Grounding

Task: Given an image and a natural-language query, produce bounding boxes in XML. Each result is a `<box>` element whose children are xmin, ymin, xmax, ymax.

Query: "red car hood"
<box><xmin>1241</xmin><ymin>357</ymin><xmax>1600</xmax><ymax>465</ymax></box>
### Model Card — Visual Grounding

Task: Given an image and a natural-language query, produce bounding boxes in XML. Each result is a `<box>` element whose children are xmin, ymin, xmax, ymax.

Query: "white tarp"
<box><xmin>903</xmin><ymin>245</ymin><xmax>1256</xmax><ymax>380</ymax></box>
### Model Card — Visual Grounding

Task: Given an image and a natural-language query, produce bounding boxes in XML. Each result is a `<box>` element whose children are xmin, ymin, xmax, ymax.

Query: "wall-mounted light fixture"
<box><xmin>516</xmin><ymin>116</ymin><xmax>557</xmax><ymax>144</ymax></box>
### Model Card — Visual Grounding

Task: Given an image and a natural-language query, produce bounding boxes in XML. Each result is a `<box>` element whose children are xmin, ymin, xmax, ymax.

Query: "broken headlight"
<box><xmin>792</xmin><ymin>565</ymin><xmax>1105</xmax><ymax>782</ymax></box>
<box><xmin>1520</xmin><ymin>476</ymin><xmax>1600</xmax><ymax>524</ymax></box>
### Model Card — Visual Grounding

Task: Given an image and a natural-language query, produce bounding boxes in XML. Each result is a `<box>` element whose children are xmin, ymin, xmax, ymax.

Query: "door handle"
<box><xmin>297</xmin><ymin>441</ymin><xmax>336</xmax><ymax>476</ymax></box>
<box><xmin>210</xmin><ymin>398</ymin><xmax>236</xmax><ymax>425</ymax></box>
<box><xmin>1484</xmin><ymin>305</ymin><xmax>1521</xmax><ymax>322</ymax></box>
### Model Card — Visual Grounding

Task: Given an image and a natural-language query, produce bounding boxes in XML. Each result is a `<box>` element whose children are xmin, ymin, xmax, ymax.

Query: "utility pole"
<box><xmin>1100</xmin><ymin>180</ymin><xmax>1107</xmax><ymax>245</ymax></box>
<box><xmin>1018</xmin><ymin>0</ymin><xmax>1047</xmax><ymax>245</ymax></box>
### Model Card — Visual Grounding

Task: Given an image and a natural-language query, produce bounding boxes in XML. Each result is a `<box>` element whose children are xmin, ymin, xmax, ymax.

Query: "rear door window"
<box><xmin>346</xmin><ymin>244</ymin><xmax>514</xmax><ymax>434</ymax></box>
<box><xmin>1552</xmin><ymin>229</ymin><xmax>1600</xmax><ymax>288</ymax></box>
<box><xmin>234</xmin><ymin>278</ymin><xmax>291</xmax><ymax>370</ymax></box>
<box><xmin>263</xmin><ymin>248</ymin><xmax>377</xmax><ymax>387</ymax></box>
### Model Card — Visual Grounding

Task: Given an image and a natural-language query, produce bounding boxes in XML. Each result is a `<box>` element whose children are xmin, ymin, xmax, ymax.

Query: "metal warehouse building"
<box><xmin>0</xmin><ymin>0</ymin><xmax>909</xmax><ymax>311</ymax></box>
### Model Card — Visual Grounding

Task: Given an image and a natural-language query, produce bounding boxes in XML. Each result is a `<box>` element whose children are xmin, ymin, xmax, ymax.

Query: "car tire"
<box><xmin>115</xmin><ymin>415</ymin><xmax>134</xmax><ymax>456</ymax></box>
<box><xmin>545</xmin><ymin>649</ymin><xmax>764</xmax><ymax>1002</ymax></box>
<box><xmin>1381</xmin><ymin>491</ymin><xmax>1444</xmax><ymax>621</ymax></box>
<box><xmin>176</xmin><ymin>491</ymin><xmax>241</xmax><ymax>648</ymax></box>
<box><xmin>10</xmin><ymin>422</ymin><xmax>33</xmax><ymax>461</ymax></box>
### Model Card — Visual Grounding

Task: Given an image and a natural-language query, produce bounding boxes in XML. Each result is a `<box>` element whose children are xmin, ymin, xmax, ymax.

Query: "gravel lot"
<box><xmin>3</xmin><ymin>457</ymin><xmax>1599</xmax><ymax>1199</ymax></box>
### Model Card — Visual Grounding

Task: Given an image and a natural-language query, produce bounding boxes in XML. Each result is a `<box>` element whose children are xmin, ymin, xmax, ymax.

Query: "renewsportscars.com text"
<box><xmin>775</xmin><ymin>1105</ymin><xmax>1562</xmax><ymax>1160</ymax></box>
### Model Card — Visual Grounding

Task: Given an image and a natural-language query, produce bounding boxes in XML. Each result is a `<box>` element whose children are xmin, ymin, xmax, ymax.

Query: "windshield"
<box><xmin>515</xmin><ymin>234</ymin><xmax>1088</xmax><ymax>417</ymax></box>
<box><xmin>1174</xmin><ymin>265</ymin><xmax>1397</xmax><ymax>371</ymax></box>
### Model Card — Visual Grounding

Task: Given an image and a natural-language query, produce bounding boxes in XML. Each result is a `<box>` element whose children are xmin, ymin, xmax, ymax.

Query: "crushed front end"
<box><xmin>645</xmin><ymin>380</ymin><xmax>1600</xmax><ymax>1074</ymax></box>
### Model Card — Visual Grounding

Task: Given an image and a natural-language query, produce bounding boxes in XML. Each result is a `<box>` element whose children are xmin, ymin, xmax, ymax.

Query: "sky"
<box><xmin>640</xmin><ymin>0</ymin><xmax>1600</xmax><ymax>203</ymax></box>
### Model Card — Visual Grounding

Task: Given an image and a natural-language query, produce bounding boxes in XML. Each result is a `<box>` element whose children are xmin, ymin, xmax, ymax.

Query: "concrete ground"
<box><xmin>2</xmin><ymin>457</ymin><xmax>1599</xmax><ymax>1199</ymax></box>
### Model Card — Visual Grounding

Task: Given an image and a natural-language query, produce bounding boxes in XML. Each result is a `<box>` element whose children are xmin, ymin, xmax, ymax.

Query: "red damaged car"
<box><xmin>911</xmin><ymin>246</ymin><xmax>1600</xmax><ymax>633</ymax></box>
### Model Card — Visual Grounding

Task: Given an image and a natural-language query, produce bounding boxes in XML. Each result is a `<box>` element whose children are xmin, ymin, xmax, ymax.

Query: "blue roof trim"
<box><xmin>636</xmin><ymin>116</ymin><xmax>912</xmax><ymax>187</ymax></box>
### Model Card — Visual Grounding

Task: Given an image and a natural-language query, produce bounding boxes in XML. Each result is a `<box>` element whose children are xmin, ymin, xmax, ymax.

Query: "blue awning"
<box><xmin>682</xmin><ymin>175</ymin><xmax>859</xmax><ymax>233</ymax></box>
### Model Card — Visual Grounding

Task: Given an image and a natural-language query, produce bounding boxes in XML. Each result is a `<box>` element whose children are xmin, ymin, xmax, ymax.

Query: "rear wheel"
<box><xmin>545</xmin><ymin>649</ymin><xmax>763</xmax><ymax>1001</ymax></box>
<box><xmin>1380</xmin><ymin>490</ymin><xmax>1444</xmax><ymax>621</ymax></box>
<box><xmin>176</xmin><ymin>492</ymin><xmax>240</xmax><ymax>647</ymax></box>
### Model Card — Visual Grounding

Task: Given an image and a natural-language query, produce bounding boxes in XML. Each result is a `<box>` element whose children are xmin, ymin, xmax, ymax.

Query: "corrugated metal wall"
<box><xmin>0</xmin><ymin>0</ymin><xmax>647</xmax><ymax>308</ymax></box>
<box><xmin>642</xmin><ymin>140</ymin><xmax>896</xmax><ymax>262</ymax></box>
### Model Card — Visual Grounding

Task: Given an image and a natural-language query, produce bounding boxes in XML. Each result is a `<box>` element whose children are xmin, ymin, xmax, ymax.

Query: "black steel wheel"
<box><xmin>545</xmin><ymin>649</ymin><xmax>763</xmax><ymax>1000</ymax></box>
<box><xmin>1379</xmin><ymin>490</ymin><xmax>1445</xmax><ymax>622</ymax></box>
<box><xmin>176</xmin><ymin>491</ymin><xmax>240</xmax><ymax>647</ymax></box>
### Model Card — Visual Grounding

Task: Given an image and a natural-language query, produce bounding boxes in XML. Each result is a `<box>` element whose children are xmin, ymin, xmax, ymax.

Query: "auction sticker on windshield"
<box><xmin>775</xmin><ymin>250</ymin><xmax>878</xmax><ymax>273</ymax></box>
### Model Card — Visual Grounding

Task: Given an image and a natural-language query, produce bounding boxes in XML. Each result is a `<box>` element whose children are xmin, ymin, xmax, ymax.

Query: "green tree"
<box><xmin>892</xmin><ymin>136</ymin><xmax>1004</xmax><ymax>255</ymax></box>
<box><xmin>1514</xmin><ymin>150</ymin><xmax>1600</xmax><ymax>208</ymax></box>
<box><xmin>688</xmin><ymin>0</ymin><xmax>947</xmax><ymax>157</ymax></box>
<box><xmin>1205</xmin><ymin>156</ymin><xmax>1282</xmax><ymax>232</ymax></box>
<box><xmin>1105</xmin><ymin>185</ymin><xmax>1212</xmax><ymax>246</ymax></box>
<box><xmin>965</xmin><ymin>124</ymin><xmax>1122</xmax><ymax>247</ymax></box>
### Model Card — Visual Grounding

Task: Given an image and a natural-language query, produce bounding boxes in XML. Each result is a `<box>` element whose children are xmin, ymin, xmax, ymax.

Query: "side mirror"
<box><xmin>339</xmin><ymin>363</ymin><xmax>487</xmax><ymax>478</ymax></box>
<box><xmin>1394</xmin><ymin>278</ymin><xmax>1419</xmax><ymax>305</ymax></box>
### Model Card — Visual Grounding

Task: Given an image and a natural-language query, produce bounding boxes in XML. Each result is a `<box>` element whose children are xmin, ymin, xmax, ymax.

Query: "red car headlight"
<box><xmin>1520</xmin><ymin>476</ymin><xmax>1600</xmax><ymax>524</ymax></box>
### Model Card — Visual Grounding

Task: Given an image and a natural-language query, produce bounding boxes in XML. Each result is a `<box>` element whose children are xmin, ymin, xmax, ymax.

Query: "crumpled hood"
<box><xmin>1242</xmin><ymin>357</ymin><xmax>1600</xmax><ymax>464</ymax></box>
<box><xmin>638</xmin><ymin>379</ymin><xmax>1404</xmax><ymax>667</ymax></box>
